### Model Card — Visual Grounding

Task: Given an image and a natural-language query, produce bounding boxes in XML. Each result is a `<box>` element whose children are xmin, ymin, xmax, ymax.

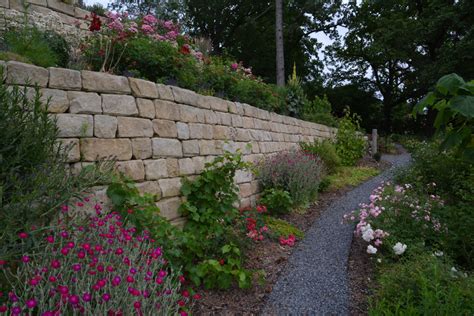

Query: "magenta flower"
<box><xmin>18</xmin><ymin>232</ymin><xmax>28</xmax><ymax>239</ymax></box>
<box><xmin>26</xmin><ymin>298</ymin><xmax>37</xmax><ymax>309</ymax></box>
<box><xmin>21</xmin><ymin>256</ymin><xmax>30</xmax><ymax>263</ymax></box>
<box><xmin>82</xmin><ymin>293</ymin><xmax>92</xmax><ymax>302</ymax></box>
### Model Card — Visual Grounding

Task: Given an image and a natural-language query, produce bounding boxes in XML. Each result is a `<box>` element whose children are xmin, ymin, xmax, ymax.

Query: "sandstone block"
<box><xmin>189</xmin><ymin>123</ymin><xmax>213</xmax><ymax>139</ymax></box>
<box><xmin>55</xmin><ymin>114</ymin><xmax>93</xmax><ymax>137</ymax></box>
<box><xmin>115</xmin><ymin>160</ymin><xmax>145</xmax><ymax>181</ymax></box>
<box><xmin>192</xmin><ymin>156</ymin><xmax>206</xmax><ymax>173</ymax></box>
<box><xmin>182</xmin><ymin>140</ymin><xmax>199</xmax><ymax>156</ymax></box>
<box><xmin>153</xmin><ymin>119</ymin><xmax>178</xmax><ymax>138</ymax></box>
<box><xmin>171</xmin><ymin>86</ymin><xmax>199</xmax><ymax>106</ymax></box>
<box><xmin>48</xmin><ymin>67</ymin><xmax>81</xmax><ymax>90</ymax></box>
<box><xmin>0</xmin><ymin>0</ymin><xmax>9</xmax><ymax>8</ymax></box>
<box><xmin>57</xmin><ymin>138</ymin><xmax>80</xmax><ymax>162</ymax></box>
<box><xmin>47</xmin><ymin>0</ymin><xmax>74</xmax><ymax>15</ymax></box>
<box><xmin>80</xmin><ymin>138</ymin><xmax>132</xmax><ymax>161</ymax></box>
<box><xmin>159</xmin><ymin>178</ymin><xmax>182</xmax><ymax>197</ymax></box>
<box><xmin>156</xmin><ymin>197</ymin><xmax>181</xmax><ymax>220</ymax></box>
<box><xmin>135</xmin><ymin>181</ymin><xmax>161</xmax><ymax>200</ymax></box>
<box><xmin>176</xmin><ymin>122</ymin><xmax>189</xmax><ymax>139</ymax></box>
<box><xmin>152</xmin><ymin>138</ymin><xmax>183</xmax><ymax>157</ymax></box>
<box><xmin>154</xmin><ymin>100</ymin><xmax>180</xmax><ymax>120</ymax></box>
<box><xmin>144</xmin><ymin>159</ymin><xmax>168</xmax><ymax>180</ymax></box>
<box><xmin>166</xmin><ymin>159</ymin><xmax>179</xmax><ymax>177</ymax></box>
<box><xmin>74</xmin><ymin>6</ymin><xmax>89</xmax><ymax>18</ymax></box>
<box><xmin>231</xmin><ymin>114</ymin><xmax>243</xmax><ymax>127</ymax></box>
<box><xmin>136</xmin><ymin>98</ymin><xmax>155</xmax><ymax>119</ymax></box>
<box><xmin>7</xmin><ymin>61</ymin><xmax>48</xmax><ymax>87</ymax></box>
<box><xmin>204</xmin><ymin>110</ymin><xmax>220</xmax><ymax>124</ymax></box>
<box><xmin>179</xmin><ymin>104</ymin><xmax>206</xmax><ymax>123</ymax></box>
<box><xmin>117</xmin><ymin>117</ymin><xmax>153</xmax><ymax>137</ymax></box>
<box><xmin>235</xmin><ymin>128</ymin><xmax>251</xmax><ymax>142</ymax></box>
<box><xmin>131</xmin><ymin>138</ymin><xmax>152</xmax><ymax>159</ymax></box>
<box><xmin>242</xmin><ymin>117</ymin><xmax>255</xmax><ymax>129</ymax></box>
<box><xmin>41</xmin><ymin>88</ymin><xmax>69</xmax><ymax>113</ymax></box>
<box><xmin>203</xmin><ymin>95</ymin><xmax>228</xmax><ymax>112</ymax></box>
<box><xmin>102</xmin><ymin>94</ymin><xmax>138</xmax><ymax>116</ymax></box>
<box><xmin>217</xmin><ymin>112</ymin><xmax>231</xmax><ymax>126</ymax></box>
<box><xmin>170</xmin><ymin>217</ymin><xmax>186</xmax><ymax>228</ymax></box>
<box><xmin>239</xmin><ymin>183</ymin><xmax>252</xmax><ymax>198</ymax></box>
<box><xmin>200</xmin><ymin>140</ymin><xmax>220</xmax><ymax>155</ymax></box>
<box><xmin>235</xmin><ymin>170</ymin><xmax>253</xmax><ymax>184</ymax></box>
<box><xmin>240</xmin><ymin>197</ymin><xmax>251</xmax><ymax>209</ymax></box>
<box><xmin>94</xmin><ymin>115</ymin><xmax>117</xmax><ymax>138</ymax></box>
<box><xmin>68</xmin><ymin>91</ymin><xmax>101</xmax><ymax>114</ymax></box>
<box><xmin>129</xmin><ymin>77</ymin><xmax>158</xmax><ymax>98</ymax></box>
<box><xmin>178</xmin><ymin>158</ymin><xmax>195</xmax><ymax>176</ymax></box>
<box><xmin>213</xmin><ymin>125</ymin><xmax>230</xmax><ymax>140</ymax></box>
<box><xmin>156</xmin><ymin>84</ymin><xmax>174</xmax><ymax>101</ymax></box>
<box><xmin>82</xmin><ymin>71</ymin><xmax>131</xmax><ymax>94</ymax></box>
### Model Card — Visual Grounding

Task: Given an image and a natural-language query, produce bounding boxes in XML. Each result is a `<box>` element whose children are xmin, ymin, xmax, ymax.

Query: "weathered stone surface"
<box><xmin>204</xmin><ymin>110</ymin><xmax>220</xmax><ymax>124</ymax></box>
<box><xmin>154</xmin><ymin>100</ymin><xmax>180</xmax><ymax>120</ymax></box>
<box><xmin>131</xmin><ymin>138</ymin><xmax>152</xmax><ymax>159</ymax></box>
<box><xmin>153</xmin><ymin>119</ymin><xmax>178</xmax><ymax>138</ymax></box>
<box><xmin>229</xmin><ymin>102</ymin><xmax>244</xmax><ymax>115</ymax></box>
<box><xmin>170</xmin><ymin>217</ymin><xmax>186</xmax><ymax>228</ymax></box>
<box><xmin>239</xmin><ymin>183</ymin><xmax>252</xmax><ymax>198</ymax></box>
<box><xmin>144</xmin><ymin>159</ymin><xmax>168</xmax><ymax>180</ymax></box>
<box><xmin>0</xmin><ymin>0</ymin><xmax>9</xmax><ymax>8</ymax></box>
<box><xmin>57</xmin><ymin>138</ymin><xmax>80</xmax><ymax>162</ymax></box>
<box><xmin>80</xmin><ymin>138</ymin><xmax>132</xmax><ymax>161</ymax></box>
<box><xmin>94</xmin><ymin>115</ymin><xmax>117</xmax><ymax>138</ymax></box>
<box><xmin>82</xmin><ymin>71</ymin><xmax>131</xmax><ymax>94</ymax></box>
<box><xmin>192</xmin><ymin>156</ymin><xmax>206</xmax><ymax>173</ymax></box>
<box><xmin>156</xmin><ymin>84</ymin><xmax>174</xmax><ymax>101</ymax></box>
<box><xmin>170</xmin><ymin>86</ymin><xmax>199</xmax><ymax>106</ymax></box>
<box><xmin>115</xmin><ymin>160</ymin><xmax>145</xmax><ymax>181</ymax></box>
<box><xmin>68</xmin><ymin>91</ymin><xmax>101</xmax><ymax>114</ymax></box>
<box><xmin>49</xmin><ymin>67</ymin><xmax>81</xmax><ymax>90</ymax></box>
<box><xmin>6</xmin><ymin>61</ymin><xmax>49</xmax><ymax>87</ymax></box>
<box><xmin>156</xmin><ymin>197</ymin><xmax>181</xmax><ymax>220</ymax></box>
<box><xmin>235</xmin><ymin>170</ymin><xmax>253</xmax><ymax>184</ymax></box>
<box><xmin>40</xmin><ymin>88</ymin><xmax>69</xmax><ymax>113</ymax></box>
<box><xmin>74</xmin><ymin>6</ymin><xmax>89</xmax><ymax>18</ymax></box>
<box><xmin>178</xmin><ymin>158</ymin><xmax>195</xmax><ymax>176</ymax></box>
<box><xmin>47</xmin><ymin>0</ymin><xmax>74</xmax><ymax>15</ymax></box>
<box><xmin>136</xmin><ymin>98</ymin><xmax>155</xmax><ymax>119</ymax></box>
<box><xmin>102</xmin><ymin>94</ymin><xmax>138</xmax><ymax>116</ymax></box>
<box><xmin>55</xmin><ymin>114</ymin><xmax>93</xmax><ymax>137</ymax></box>
<box><xmin>218</xmin><ymin>112</ymin><xmax>232</xmax><ymax>126</ymax></box>
<box><xmin>231</xmin><ymin>114</ymin><xmax>243</xmax><ymax>127</ymax></box>
<box><xmin>176</xmin><ymin>122</ymin><xmax>189</xmax><ymax>139</ymax></box>
<box><xmin>213</xmin><ymin>125</ymin><xmax>230</xmax><ymax>140</ymax></box>
<box><xmin>129</xmin><ymin>78</ymin><xmax>158</xmax><ymax>98</ymax></box>
<box><xmin>182</xmin><ymin>140</ymin><xmax>199</xmax><ymax>156</ymax></box>
<box><xmin>135</xmin><ymin>181</ymin><xmax>161</xmax><ymax>200</ymax></box>
<box><xmin>189</xmin><ymin>123</ymin><xmax>213</xmax><ymax>139</ymax></box>
<box><xmin>117</xmin><ymin>117</ymin><xmax>153</xmax><ymax>137</ymax></box>
<box><xmin>166</xmin><ymin>158</ymin><xmax>179</xmax><ymax>177</ymax></box>
<box><xmin>200</xmin><ymin>140</ymin><xmax>220</xmax><ymax>155</ymax></box>
<box><xmin>202</xmin><ymin>95</ymin><xmax>228</xmax><ymax>112</ymax></box>
<box><xmin>152</xmin><ymin>138</ymin><xmax>183</xmax><ymax>157</ymax></box>
<box><xmin>179</xmin><ymin>104</ymin><xmax>206</xmax><ymax>123</ymax></box>
<box><xmin>159</xmin><ymin>178</ymin><xmax>182</xmax><ymax>197</ymax></box>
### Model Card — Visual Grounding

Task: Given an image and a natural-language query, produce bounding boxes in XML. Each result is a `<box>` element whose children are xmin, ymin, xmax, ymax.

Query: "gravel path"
<box><xmin>263</xmin><ymin>152</ymin><xmax>411</xmax><ymax>315</ymax></box>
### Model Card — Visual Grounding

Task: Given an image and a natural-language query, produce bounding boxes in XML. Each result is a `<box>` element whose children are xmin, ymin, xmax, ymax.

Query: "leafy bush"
<box><xmin>2</xmin><ymin>27</ymin><xmax>68</xmax><ymax>67</ymax></box>
<box><xmin>335</xmin><ymin>111</ymin><xmax>367</xmax><ymax>166</ymax></box>
<box><xmin>259</xmin><ymin>150</ymin><xmax>324</xmax><ymax>207</ymax></box>
<box><xmin>260</xmin><ymin>188</ymin><xmax>293</xmax><ymax>215</ymax></box>
<box><xmin>300</xmin><ymin>139</ymin><xmax>341</xmax><ymax>173</ymax></box>
<box><xmin>264</xmin><ymin>216</ymin><xmax>304</xmax><ymax>240</ymax></box>
<box><xmin>285</xmin><ymin>71</ymin><xmax>309</xmax><ymax>117</ymax></box>
<box><xmin>369</xmin><ymin>254</ymin><xmax>474</xmax><ymax>315</ymax></box>
<box><xmin>0</xmin><ymin>80</ymin><xmax>112</xmax><ymax>261</ymax></box>
<box><xmin>239</xmin><ymin>205</ymin><xmax>270</xmax><ymax>241</ymax></box>
<box><xmin>1</xmin><ymin>202</ymin><xmax>194</xmax><ymax>315</ymax></box>
<box><xmin>301</xmin><ymin>95</ymin><xmax>338</xmax><ymax>127</ymax></box>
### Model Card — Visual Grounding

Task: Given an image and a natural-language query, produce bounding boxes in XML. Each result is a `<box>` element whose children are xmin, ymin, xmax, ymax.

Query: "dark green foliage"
<box><xmin>335</xmin><ymin>112</ymin><xmax>367</xmax><ymax>166</ymax></box>
<box><xmin>300</xmin><ymin>139</ymin><xmax>341</xmax><ymax>173</ymax></box>
<box><xmin>369</xmin><ymin>254</ymin><xmax>474</xmax><ymax>315</ymax></box>
<box><xmin>229</xmin><ymin>78</ymin><xmax>284</xmax><ymax>112</ymax></box>
<box><xmin>2</xmin><ymin>27</ymin><xmax>68</xmax><ymax>68</ymax></box>
<box><xmin>285</xmin><ymin>73</ymin><xmax>309</xmax><ymax>117</ymax></box>
<box><xmin>301</xmin><ymin>95</ymin><xmax>338</xmax><ymax>127</ymax></box>
<box><xmin>0</xmin><ymin>77</ymin><xmax>112</xmax><ymax>261</ymax></box>
<box><xmin>260</xmin><ymin>188</ymin><xmax>293</xmax><ymax>215</ymax></box>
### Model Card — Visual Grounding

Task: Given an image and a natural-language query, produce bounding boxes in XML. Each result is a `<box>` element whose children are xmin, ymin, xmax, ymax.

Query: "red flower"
<box><xmin>179</xmin><ymin>44</ymin><xmax>191</xmax><ymax>55</ymax></box>
<box><xmin>89</xmin><ymin>13</ymin><xmax>102</xmax><ymax>32</ymax></box>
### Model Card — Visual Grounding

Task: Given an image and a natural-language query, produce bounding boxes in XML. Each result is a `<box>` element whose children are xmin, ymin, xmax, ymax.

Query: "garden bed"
<box><xmin>193</xmin><ymin>156</ymin><xmax>388</xmax><ymax>315</ymax></box>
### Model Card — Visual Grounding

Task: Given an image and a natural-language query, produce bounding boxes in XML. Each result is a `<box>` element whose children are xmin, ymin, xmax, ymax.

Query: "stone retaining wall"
<box><xmin>1</xmin><ymin>60</ymin><xmax>336</xmax><ymax>226</ymax></box>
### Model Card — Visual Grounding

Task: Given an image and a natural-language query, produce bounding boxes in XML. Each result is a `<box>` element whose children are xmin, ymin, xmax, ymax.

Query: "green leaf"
<box><xmin>221</xmin><ymin>244</ymin><xmax>231</xmax><ymax>254</ymax></box>
<box><xmin>449</xmin><ymin>95</ymin><xmax>474</xmax><ymax>118</ymax></box>
<box><xmin>436</xmin><ymin>73</ymin><xmax>465</xmax><ymax>95</ymax></box>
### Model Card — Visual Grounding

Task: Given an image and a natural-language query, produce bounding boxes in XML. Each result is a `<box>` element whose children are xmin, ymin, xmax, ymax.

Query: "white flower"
<box><xmin>393</xmin><ymin>242</ymin><xmax>407</xmax><ymax>255</ymax></box>
<box><xmin>434</xmin><ymin>251</ymin><xmax>444</xmax><ymax>257</ymax></box>
<box><xmin>360</xmin><ymin>224</ymin><xmax>372</xmax><ymax>234</ymax></box>
<box><xmin>451</xmin><ymin>267</ymin><xmax>458</xmax><ymax>273</ymax></box>
<box><xmin>367</xmin><ymin>245</ymin><xmax>378</xmax><ymax>254</ymax></box>
<box><xmin>377</xmin><ymin>258</ymin><xmax>382</xmax><ymax>263</ymax></box>
<box><xmin>362</xmin><ymin>228</ymin><xmax>375</xmax><ymax>242</ymax></box>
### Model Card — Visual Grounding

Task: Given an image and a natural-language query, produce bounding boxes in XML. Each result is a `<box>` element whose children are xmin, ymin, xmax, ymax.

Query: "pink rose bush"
<box><xmin>0</xmin><ymin>201</ymin><xmax>194</xmax><ymax>315</ymax></box>
<box><xmin>240</xmin><ymin>205</ymin><xmax>270</xmax><ymax>242</ymax></box>
<box><xmin>345</xmin><ymin>181</ymin><xmax>445</xmax><ymax>258</ymax></box>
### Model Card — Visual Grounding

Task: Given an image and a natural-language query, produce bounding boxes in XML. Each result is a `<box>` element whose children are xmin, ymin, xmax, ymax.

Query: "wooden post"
<box><xmin>372</xmin><ymin>129</ymin><xmax>378</xmax><ymax>154</ymax></box>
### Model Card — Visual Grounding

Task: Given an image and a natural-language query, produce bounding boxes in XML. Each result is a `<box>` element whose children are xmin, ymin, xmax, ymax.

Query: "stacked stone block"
<box><xmin>1</xmin><ymin>61</ymin><xmax>337</xmax><ymax>226</ymax></box>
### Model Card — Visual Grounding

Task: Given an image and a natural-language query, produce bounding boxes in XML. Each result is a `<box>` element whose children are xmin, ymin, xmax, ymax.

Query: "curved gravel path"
<box><xmin>263</xmin><ymin>151</ymin><xmax>411</xmax><ymax>315</ymax></box>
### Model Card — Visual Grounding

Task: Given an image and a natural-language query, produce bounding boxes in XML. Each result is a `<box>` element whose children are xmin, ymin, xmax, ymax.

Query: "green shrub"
<box><xmin>300</xmin><ymin>139</ymin><xmax>341</xmax><ymax>173</ymax></box>
<box><xmin>230</xmin><ymin>78</ymin><xmax>284</xmax><ymax>112</ymax></box>
<box><xmin>260</xmin><ymin>188</ymin><xmax>293</xmax><ymax>215</ymax></box>
<box><xmin>3</xmin><ymin>27</ymin><xmax>65</xmax><ymax>67</ymax></box>
<box><xmin>369</xmin><ymin>254</ymin><xmax>474</xmax><ymax>315</ymax></box>
<box><xmin>335</xmin><ymin>111</ymin><xmax>367</xmax><ymax>166</ymax></box>
<box><xmin>285</xmin><ymin>71</ymin><xmax>309</xmax><ymax>117</ymax></box>
<box><xmin>259</xmin><ymin>150</ymin><xmax>324</xmax><ymax>207</ymax></box>
<box><xmin>323</xmin><ymin>166</ymin><xmax>380</xmax><ymax>191</ymax></box>
<box><xmin>264</xmin><ymin>216</ymin><xmax>304</xmax><ymax>239</ymax></box>
<box><xmin>301</xmin><ymin>95</ymin><xmax>338</xmax><ymax>127</ymax></box>
<box><xmin>0</xmin><ymin>78</ymin><xmax>112</xmax><ymax>261</ymax></box>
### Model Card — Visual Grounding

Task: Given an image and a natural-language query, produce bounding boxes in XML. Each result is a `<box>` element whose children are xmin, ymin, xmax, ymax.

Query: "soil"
<box><xmin>192</xmin><ymin>155</ymin><xmax>388</xmax><ymax>315</ymax></box>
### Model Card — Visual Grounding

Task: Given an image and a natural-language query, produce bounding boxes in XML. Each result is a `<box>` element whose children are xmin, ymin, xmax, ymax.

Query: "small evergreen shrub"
<box><xmin>260</xmin><ymin>188</ymin><xmax>293</xmax><ymax>215</ymax></box>
<box><xmin>301</xmin><ymin>95</ymin><xmax>338</xmax><ymax>127</ymax></box>
<box><xmin>264</xmin><ymin>216</ymin><xmax>304</xmax><ymax>240</ymax></box>
<box><xmin>335</xmin><ymin>111</ymin><xmax>367</xmax><ymax>166</ymax></box>
<box><xmin>259</xmin><ymin>150</ymin><xmax>324</xmax><ymax>207</ymax></box>
<box><xmin>300</xmin><ymin>139</ymin><xmax>341</xmax><ymax>173</ymax></box>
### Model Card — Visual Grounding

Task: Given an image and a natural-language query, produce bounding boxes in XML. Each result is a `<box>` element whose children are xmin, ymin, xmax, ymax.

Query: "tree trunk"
<box><xmin>275</xmin><ymin>0</ymin><xmax>285</xmax><ymax>86</ymax></box>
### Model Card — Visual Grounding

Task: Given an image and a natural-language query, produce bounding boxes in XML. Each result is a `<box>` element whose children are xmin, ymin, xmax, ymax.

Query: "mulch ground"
<box><xmin>192</xmin><ymin>156</ymin><xmax>389</xmax><ymax>315</ymax></box>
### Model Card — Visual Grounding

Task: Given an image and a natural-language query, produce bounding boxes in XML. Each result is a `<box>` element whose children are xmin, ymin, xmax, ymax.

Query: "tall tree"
<box><xmin>275</xmin><ymin>0</ymin><xmax>285</xmax><ymax>86</ymax></box>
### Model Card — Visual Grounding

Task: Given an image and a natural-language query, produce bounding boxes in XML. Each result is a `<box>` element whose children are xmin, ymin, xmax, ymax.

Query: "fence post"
<box><xmin>372</xmin><ymin>129</ymin><xmax>378</xmax><ymax>154</ymax></box>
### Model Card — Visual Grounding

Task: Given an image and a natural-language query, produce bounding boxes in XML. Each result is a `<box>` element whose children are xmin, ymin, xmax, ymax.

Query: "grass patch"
<box><xmin>323</xmin><ymin>166</ymin><xmax>380</xmax><ymax>191</ymax></box>
<box><xmin>264</xmin><ymin>216</ymin><xmax>304</xmax><ymax>239</ymax></box>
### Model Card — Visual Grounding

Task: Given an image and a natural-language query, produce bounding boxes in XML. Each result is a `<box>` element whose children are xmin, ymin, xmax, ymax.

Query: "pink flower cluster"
<box><xmin>279</xmin><ymin>235</ymin><xmax>296</xmax><ymax>247</ymax></box>
<box><xmin>0</xmin><ymin>200</ymin><xmax>195</xmax><ymax>315</ymax></box>
<box><xmin>240</xmin><ymin>205</ymin><xmax>270</xmax><ymax>241</ymax></box>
